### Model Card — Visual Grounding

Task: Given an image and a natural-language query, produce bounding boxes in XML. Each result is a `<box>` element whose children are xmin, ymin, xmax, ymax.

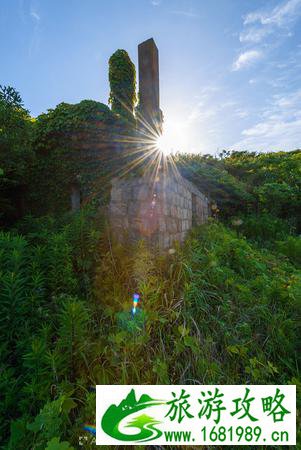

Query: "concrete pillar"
<box><xmin>138</xmin><ymin>38</ymin><xmax>163</xmax><ymax>133</ymax></box>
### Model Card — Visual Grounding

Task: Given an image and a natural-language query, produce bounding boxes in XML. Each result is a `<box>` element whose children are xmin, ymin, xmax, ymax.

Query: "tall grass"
<box><xmin>2</xmin><ymin>214</ymin><xmax>300</xmax><ymax>449</ymax></box>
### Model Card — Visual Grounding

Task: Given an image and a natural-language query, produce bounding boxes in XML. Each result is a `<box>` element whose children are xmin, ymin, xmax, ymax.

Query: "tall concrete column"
<box><xmin>138</xmin><ymin>38</ymin><xmax>163</xmax><ymax>133</ymax></box>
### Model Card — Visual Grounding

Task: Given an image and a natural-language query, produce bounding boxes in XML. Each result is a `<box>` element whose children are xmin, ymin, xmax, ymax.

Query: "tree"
<box><xmin>0</xmin><ymin>85</ymin><xmax>34</xmax><ymax>225</ymax></box>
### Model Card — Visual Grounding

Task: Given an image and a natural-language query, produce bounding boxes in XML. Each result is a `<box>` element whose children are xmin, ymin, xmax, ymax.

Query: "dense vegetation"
<box><xmin>0</xmin><ymin>83</ymin><xmax>300</xmax><ymax>450</ymax></box>
<box><xmin>30</xmin><ymin>99</ymin><xmax>118</xmax><ymax>215</ymax></box>
<box><xmin>0</xmin><ymin>85</ymin><xmax>34</xmax><ymax>225</ymax></box>
<box><xmin>109</xmin><ymin>49</ymin><xmax>137</xmax><ymax>121</ymax></box>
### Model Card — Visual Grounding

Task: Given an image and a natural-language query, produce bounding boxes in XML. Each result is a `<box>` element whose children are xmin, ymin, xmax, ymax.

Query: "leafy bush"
<box><xmin>175</xmin><ymin>153</ymin><xmax>254</xmax><ymax>217</ymax></box>
<box><xmin>0</xmin><ymin>209</ymin><xmax>103</xmax><ymax>448</ymax></box>
<box><xmin>182</xmin><ymin>223</ymin><xmax>300</xmax><ymax>385</ymax></box>
<box><xmin>230</xmin><ymin>213</ymin><xmax>293</xmax><ymax>244</ymax></box>
<box><xmin>2</xmin><ymin>218</ymin><xmax>300</xmax><ymax>449</ymax></box>
<box><xmin>255</xmin><ymin>181</ymin><xmax>299</xmax><ymax>217</ymax></box>
<box><xmin>29</xmin><ymin>101</ymin><xmax>118</xmax><ymax>215</ymax></box>
<box><xmin>0</xmin><ymin>86</ymin><xmax>34</xmax><ymax>225</ymax></box>
<box><xmin>277</xmin><ymin>236</ymin><xmax>301</xmax><ymax>267</ymax></box>
<box><xmin>223</xmin><ymin>150</ymin><xmax>301</xmax><ymax>228</ymax></box>
<box><xmin>176</xmin><ymin>150</ymin><xmax>301</xmax><ymax>231</ymax></box>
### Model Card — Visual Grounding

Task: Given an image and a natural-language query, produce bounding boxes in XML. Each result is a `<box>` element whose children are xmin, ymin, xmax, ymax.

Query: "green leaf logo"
<box><xmin>101</xmin><ymin>389</ymin><xmax>165</xmax><ymax>442</ymax></box>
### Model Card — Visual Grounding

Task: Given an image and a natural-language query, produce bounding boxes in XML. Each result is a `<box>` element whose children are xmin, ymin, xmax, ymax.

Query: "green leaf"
<box><xmin>45</xmin><ymin>437</ymin><xmax>74</xmax><ymax>450</ymax></box>
<box><xmin>62</xmin><ymin>398</ymin><xmax>77</xmax><ymax>414</ymax></box>
<box><xmin>183</xmin><ymin>335</ymin><xmax>199</xmax><ymax>353</ymax></box>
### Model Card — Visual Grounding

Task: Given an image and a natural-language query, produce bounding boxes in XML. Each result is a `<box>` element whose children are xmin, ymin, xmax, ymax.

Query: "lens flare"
<box><xmin>155</xmin><ymin>119</ymin><xmax>186</xmax><ymax>156</ymax></box>
<box><xmin>156</xmin><ymin>133</ymin><xmax>172</xmax><ymax>155</ymax></box>
<box><xmin>131</xmin><ymin>293</ymin><xmax>140</xmax><ymax>317</ymax></box>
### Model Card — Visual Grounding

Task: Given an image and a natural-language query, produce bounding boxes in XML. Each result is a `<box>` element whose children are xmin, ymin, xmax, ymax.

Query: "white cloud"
<box><xmin>244</xmin><ymin>0</ymin><xmax>301</xmax><ymax>27</ymax></box>
<box><xmin>239</xmin><ymin>27</ymin><xmax>270</xmax><ymax>43</ymax></box>
<box><xmin>188</xmin><ymin>102</ymin><xmax>216</xmax><ymax>122</ymax></box>
<box><xmin>235</xmin><ymin>109</ymin><xmax>249</xmax><ymax>119</ymax></box>
<box><xmin>235</xmin><ymin>118</ymin><xmax>301</xmax><ymax>151</ymax></box>
<box><xmin>171</xmin><ymin>10</ymin><xmax>199</xmax><ymax>18</ymax></box>
<box><xmin>273</xmin><ymin>89</ymin><xmax>301</xmax><ymax>108</ymax></box>
<box><xmin>233</xmin><ymin>88</ymin><xmax>301</xmax><ymax>150</ymax></box>
<box><xmin>30</xmin><ymin>10</ymin><xmax>40</xmax><ymax>22</ymax></box>
<box><xmin>240</xmin><ymin>0</ymin><xmax>301</xmax><ymax>45</ymax></box>
<box><xmin>232</xmin><ymin>50</ymin><xmax>263</xmax><ymax>71</ymax></box>
<box><xmin>28</xmin><ymin>4</ymin><xmax>41</xmax><ymax>57</ymax></box>
<box><xmin>151</xmin><ymin>0</ymin><xmax>161</xmax><ymax>6</ymax></box>
<box><xmin>187</xmin><ymin>91</ymin><xmax>247</xmax><ymax>125</ymax></box>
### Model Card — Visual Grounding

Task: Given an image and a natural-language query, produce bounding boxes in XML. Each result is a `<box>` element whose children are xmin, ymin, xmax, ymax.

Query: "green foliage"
<box><xmin>27</xmin><ymin>395</ymin><xmax>76</xmax><ymax>449</ymax></box>
<box><xmin>0</xmin><ymin>209</ymin><xmax>103</xmax><ymax>448</ymax></box>
<box><xmin>255</xmin><ymin>181</ymin><xmax>299</xmax><ymax>215</ymax></box>
<box><xmin>175</xmin><ymin>153</ymin><xmax>254</xmax><ymax>217</ymax></box>
<box><xmin>0</xmin><ymin>85</ymin><xmax>23</xmax><ymax>107</ymax></box>
<box><xmin>183</xmin><ymin>223</ymin><xmax>300</xmax><ymax>384</ymax></box>
<box><xmin>45</xmin><ymin>437</ymin><xmax>74</xmax><ymax>450</ymax></box>
<box><xmin>176</xmin><ymin>150</ymin><xmax>301</xmax><ymax>231</ymax></box>
<box><xmin>109</xmin><ymin>49</ymin><xmax>136</xmax><ymax>120</ymax></box>
<box><xmin>276</xmin><ymin>236</ymin><xmax>301</xmax><ymax>267</ymax></box>
<box><xmin>223</xmin><ymin>150</ymin><xmax>301</xmax><ymax>227</ymax></box>
<box><xmin>230</xmin><ymin>213</ymin><xmax>293</xmax><ymax>244</ymax></box>
<box><xmin>2</xmin><ymin>216</ymin><xmax>300</xmax><ymax>449</ymax></box>
<box><xmin>0</xmin><ymin>85</ymin><xmax>34</xmax><ymax>224</ymax></box>
<box><xmin>35</xmin><ymin>101</ymin><xmax>115</xmax><ymax>146</ymax></box>
<box><xmin>1</xmin><ymin>85</ymin><xmax>300</xmax><ymax>449</ymax></box>
<box><xmin>30</xmin><ymin>100</ymin><xmax>117</xmax><ymax>215</ymax></box>
<box><xmin>57</xmin><ymin>298</ymin><xmax>90</xmax><ymax>379</ymax></box>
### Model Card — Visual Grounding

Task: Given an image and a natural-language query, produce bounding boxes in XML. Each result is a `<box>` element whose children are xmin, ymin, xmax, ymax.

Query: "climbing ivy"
<box><xmin>108</xmin><ymin>49</ymin><xmax>136</xmax><ymax>121</ymax></box>
<box><xmin>30</xmin><ymin>101</ymin><xmax>118</xmax><ymax>215</ymax></box>
<box><xmin>34</xmin><ymin>100</ymin><xmax>115</xmax><ymax>147</ymax></box>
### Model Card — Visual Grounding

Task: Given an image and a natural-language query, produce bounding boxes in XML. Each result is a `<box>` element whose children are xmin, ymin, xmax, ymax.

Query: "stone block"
<box><xmin>166</xmin><ymin>218</ymin><xmax>177</xmax><ymax>233</ymax></box>
<box><xmin>163</xmin><ymin>203</ymin><xmax>170</xmax><ymax>215</ymax></box>
<box><xmin>164</xmin><ymin>235</ymin><xmax>170</xmax><ymax>248</ymax></box>
<box><xmin>127</xmin><ymin>203</ymin><xmax>138</xmax><ymax>216</ymax></box>
<box><xmin>184</xmin><ymin>189</ymin><xmax>190</xmax><ymax>199</ymax></box>
<box><xmin>178</xmin><ymin>185</ymin><xmax>184</xmax><ymax>196</ymax></box>
<box><xmin>182</xmin><ymin>219</ymin><xmax>189</xmax><ymax>231</ymax></box>
<box><xmin>111</xmin><ymin>188</ymin><xmax>123</xmax><ymax>202</ymax></box>
<box><xmin>110</xmin><ymin>204</ymin><xmax>125</xmax><ymax>216</ymax></box>
<box><xmin>111</xmin><ymin>217</ymin><xmax>125</xmax><ymax>230</ymax></box>
<box><xmin>159</xmin><ymin>218</ymin><xmax>166</xmax><ymax>232</ymax></box>
<box><xmin>137</xmin><ymin>186</ymin><xmax>150</xmax><ymax>201</ymax></box>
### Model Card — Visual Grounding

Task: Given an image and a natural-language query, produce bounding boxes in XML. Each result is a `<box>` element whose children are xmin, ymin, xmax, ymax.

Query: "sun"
<box><xmin>155</xmin><ymin>119</ymin><xmax>187</xmax><ymax>156</ymax></box>
<box><xmin>156</xmin><ymin>133</ymin><xmax>174</xmax><ymax>155</ymax></box>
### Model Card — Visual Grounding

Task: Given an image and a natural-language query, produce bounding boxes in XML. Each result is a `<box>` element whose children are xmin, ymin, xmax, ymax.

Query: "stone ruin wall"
<box><xmin>109</xmin><ymin>173</ymin><xmax>209</xmax><ymax>250</ymax></box>
<box><xmin>66</xmin><ymin>122</ymin><xmax>130</xmax><ymax>210</ymax></box>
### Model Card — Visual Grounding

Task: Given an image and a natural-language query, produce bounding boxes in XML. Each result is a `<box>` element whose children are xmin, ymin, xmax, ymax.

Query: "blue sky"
<box><xmin>1</xmin><ymin>0</ymin><xmax>301</xmax><ymax>154</ymax></box>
